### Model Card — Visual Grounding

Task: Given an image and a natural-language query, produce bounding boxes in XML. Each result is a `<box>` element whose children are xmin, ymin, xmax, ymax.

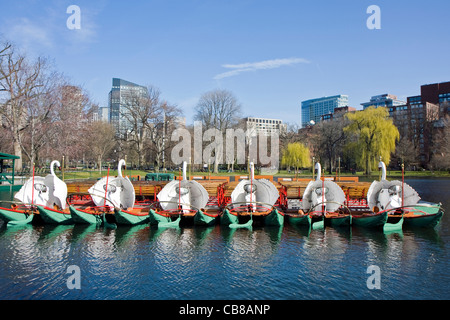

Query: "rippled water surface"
<box><xmin>0</xmin><ymin>178</ymin><xmax>449</xmax><ymax>300</ymax></box>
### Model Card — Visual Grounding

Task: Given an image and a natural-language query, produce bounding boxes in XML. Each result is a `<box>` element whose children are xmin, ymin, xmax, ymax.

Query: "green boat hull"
<box><xmin>384</xmin><ymin>216</ymin><xmax>403</xmax><ymax>232</ymax></box>
<box><xmin>405</xmin><ymin>212</ymin><xmax>443</xmax><ymax>227</ymax></box>
<box><xmin>158</xmin><ymin>215</ymin><xmax>181</xmax><ymax>228</ymax></box>
<box><xmin>326</xmin><ymin>215</ymin><xmax>351</xmax><ymax>227</ymax></box>
<box><xmin>0</xmin><ymin>207</ymin><xmax>29</xmax><ymax>222</ymax></box>
<box><xmin>69</xmin><ymin>206</ymin><xmax>102</xmax><ymax>224</ymax></box>
<box><xmin>264</xmin><ymin>208</ymin><xmax>284</xmax><ymax>226</ymax></box>
<box><xmin>403</xmin><ymin>204</ymin><xmax>444</xmax><ymax>228</ymax></box>
<box><xmin>229</xmin><ymin>218</ymin><xmax>253</xmax><ymax>229</ymax></box>
<box><xmin>311</xmin><ymin>217</ymin><xmax>324</xmax><ymax>230</ymax></box>
<box><xmin>114</xmin><ymin>209</ymin><xmax>149</xmax><ymax>225</ymax></box>
<box><xmin>194</xmin><ymin>210</ymin><xmax>217</xmax><ymax>226</ymax></box>
<box><xmin>287</xmin><ymin>214</ymin><xmax>311</xmax><ymax>227</ymax></box>
<box><xmin>7</xmin><ymin>214</ymin><xmax>34</xmax><ymax>227</ymax></box>
<box><xmin>221</xmin><ymin>209</ymin><xmax>252</xmax><ymax>228</ymax></box>
<box><xmin>149</xmin><ymin>209</ymin><xmax>171</xmax><ymax>225</ymax></box>
<box><xmin>352</xmin><ymin>211</ymin><xmax>387</xmax><ymax>228</ymax></box>
<box><xmin>220</xmin><ymin>209</ymin><xmax>239</xmax><ymax>225</ymax></box>
<box><xmin>37</xmin><ymin>206</ymin><xmax>73</xmax><ymax>225</ymax></box>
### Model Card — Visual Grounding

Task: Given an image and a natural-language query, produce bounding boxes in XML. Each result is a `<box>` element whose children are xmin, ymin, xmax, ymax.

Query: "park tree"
<box><xmin>0</xmin><ymin>42</ymin><xmax>43</xmax><ymax>169</ymax></box>
<box><xmin>430</xmin><ymin>115</ymin><xmax>450</xmax><ymax>171</ymax></box>
<box><xmin>311</xmin><ymin>118</ymin><xmax>348</xmax><ymax>174</ymax></box>
<box><xmin>194</xmin><ymin>89</ymin><xmax>242</xmax><ymax>173</ymax></box>
<box><xmin>0</xmin><ymin>41</ymin><xmax>67</xmax><ymax>168</ymax></box>
<box><xmin>82</xmin><ymin>121</ymin><xmax>117</xmax><ymax>170</ymax></box>
<box><xmin>281</xmin><ymin>142</ymin><xmax>311</xmax><ymax>175</ymax></box>
<box><xmin>147</xmin><ymin>101</ymin><xmax>183</xmax><ymax>170</ymax></box>
<box><xmin>392</xmin><ymin>135</ymin><xmax>419</xmax><ymax>169</ymax></box>
<box><xmin>119</xmin><ymin>85</ymin><xmax>182</xmax><ymax>169</ymax></box>
<box><xmin>344</xmin><ymin>106</ymin><xmax>399</xmax><ymax>175</ymax></box>
<box><xmin>49</xmin><ymin>84</ymin><xmax>93</xmax><ymax>168</ymax></box>
<box><xmin>120</xmin><ymin>85</ymin><xmax>161</xmax><ymax>169</ymax></box>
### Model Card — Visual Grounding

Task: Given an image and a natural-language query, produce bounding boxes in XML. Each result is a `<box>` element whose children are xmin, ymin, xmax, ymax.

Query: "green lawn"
<box><xmin>58</xmin><ymin>168</ymin><xmax>450</xmax><ymax>181</ymax></box>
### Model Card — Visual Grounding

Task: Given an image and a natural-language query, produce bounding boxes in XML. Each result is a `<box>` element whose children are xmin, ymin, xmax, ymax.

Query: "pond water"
<box><xmin>0</xmin><ymin>178</ymin><xmax>448</xmax><ymax>300</ymax></box>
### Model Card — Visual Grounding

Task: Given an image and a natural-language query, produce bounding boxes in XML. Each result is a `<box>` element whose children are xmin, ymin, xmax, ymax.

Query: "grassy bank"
<box><xmin>57</xmin><ymin>168</ymin><xmax>450</xmax><ymax>181</ymax></box>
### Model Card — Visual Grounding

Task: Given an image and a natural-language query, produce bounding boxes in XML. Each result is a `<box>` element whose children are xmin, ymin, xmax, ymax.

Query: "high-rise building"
<box><xmin>387</xmin><ymin>85</ymin><xmax>444</xmax><ymax>165</ymax></box>
<box><xmin>388</xmin><ymin>81</ymin><xmax>449</xmax><ymax>165</ymax></box>
<box><xmin>361</xmin><ymin>94</ymin><xmax>405</xmax><ymax>110</ymax></box>
<box><xmin>420</xmin><ymin>81</ymin><xmax>450</xmax><ymax>117</ymax></box>
<box><xmin>301</xmin><ymin>95</ymin><xmax>349</xmax><ymax>128</ymax></box>
<box><xmin>389</xmin><ymin>101</ymin><xmax>439</xmax><ymax>165</ymax></box>
<box><xmin>321</xmin><ymin>106</ymin><xmax>356</xmax><ymax>122</ymax></box>
<box><xmin>108</xmin><ymin>78</ymin><xmax>147</xmax><ymax>136</ymax></box>
<box><xmin>245</xmin><ymin>117</ymin><xmax>287</xmax><ymax>136</ymax></box>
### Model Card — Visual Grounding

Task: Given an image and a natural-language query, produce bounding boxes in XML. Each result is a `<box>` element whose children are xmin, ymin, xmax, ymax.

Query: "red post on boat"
<box><xmin>401</xmin><ymin>163</ymin><xmax>404</xmax><ymax>207</ymax></box>
<box><xmin>250</xmin><ymin>165</ymin><xmax>253</xmax><ymax>209</ymax></box>
<box><xmin>178</xmin><ymin>167</ymin><xmax>181</xmax><ymax>211</ymax></box>
<box><xmin>322</xmin><ymin>168</ymin><xmax>325</xmax><ymax>215</ymax></box>
<box><xmin>104</xmin><ymin>165</ymin><xmax>110</xmax><ymax>207</ymax></box>
<box><xmin>31</xmin><ymin>163</ymin><xmax>35</xmax><ymax>205</ymax></box>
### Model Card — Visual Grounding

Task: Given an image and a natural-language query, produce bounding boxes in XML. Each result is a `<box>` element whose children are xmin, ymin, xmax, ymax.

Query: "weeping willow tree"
<box><xmin>344</xmin><ymin>107</ymin><xmax>399</xmax><ymax>175</ymax></box>
<box><xmin>281</xmin><ymin>142</ymin><xmax>311</xmax><ymax>174</ymax></box>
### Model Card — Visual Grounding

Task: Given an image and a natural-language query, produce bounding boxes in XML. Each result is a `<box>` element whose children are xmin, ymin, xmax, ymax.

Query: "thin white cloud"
<box><xmin>8</xmin><ymin>18</ymin><xmax>54</xmax><ymax>49</ymax></box>
<box><xmin>2</xmin><ymin>3</ymin><xmax>102</xmax><ymax>55</ymax></box>
<box><xmin>214</xmin><ymin>57</ymin><xmax>310</xmax><ymax>80</ymax></box>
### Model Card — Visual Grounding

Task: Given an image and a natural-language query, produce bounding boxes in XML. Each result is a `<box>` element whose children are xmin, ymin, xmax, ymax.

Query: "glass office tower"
<box><xmin>108</xmin><ymin>78</ymin><xmax>147</xmax><ymax>137</ymax></box>
<box><xmin>301</xmin><ymin>95</ymin><xmax>348</xmax><ymax>127</ymax></box>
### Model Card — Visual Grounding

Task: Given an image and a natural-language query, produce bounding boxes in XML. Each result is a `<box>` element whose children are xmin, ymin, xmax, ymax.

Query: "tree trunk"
<box><xmin>366</xmin><ymin>156</ymin><xmax>371</xmax><ymax>175</ymax></box>
<box><xmin>98</xmin><ymin>155</ymin><xmax>102</xmax><ymax>172</ymax></box>
<box><xmin>14</xmin><ymin>140</ymin><xmax>22</xmax><ymax>170</ymax></box>
<box><xmin>214</xmin><ymin>155</ymin><xmax>219</xmax><ymax>174</ymax></box>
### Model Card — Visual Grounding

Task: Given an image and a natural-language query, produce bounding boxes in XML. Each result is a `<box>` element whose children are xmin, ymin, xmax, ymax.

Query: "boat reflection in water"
<box><xmin>0</xmin><ymin>175</ymin><xmax>448</xmax><ymax>300</ymax></box>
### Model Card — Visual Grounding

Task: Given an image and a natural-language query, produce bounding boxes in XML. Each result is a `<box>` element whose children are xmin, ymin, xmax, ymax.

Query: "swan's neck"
<box><xmin>316</xmin><ymin>163</ymin><xmax>321</xmax><ymax>181</ymax></box>
<box><xmin>118</xmin><ymin>159</ymin><xmax>126</xmax><ymax>177</ymax></box>
<box><xmin>182</xmin><ymin>161</ymin><xmax>187</xmax><ymax>180</ymax></box>
<box><xmin>380</xmin><ymin>162</ymin><xmax>386</xmax><ymax>180</ymax></box>
<box><xmin>50</xmin><ymin>160</ymin><xmax>60</xmax><ymax>176</ymax></box>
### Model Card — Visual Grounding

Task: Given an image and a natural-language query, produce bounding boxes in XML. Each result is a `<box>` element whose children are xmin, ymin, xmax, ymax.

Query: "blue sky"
<box><xmin>1</xmin><ymin>0</ymin><xmax>449</xmax><ymax>126</ymax></box>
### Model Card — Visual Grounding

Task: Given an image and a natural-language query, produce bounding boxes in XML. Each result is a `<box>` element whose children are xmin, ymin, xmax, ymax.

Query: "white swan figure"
<box><xmin>230</xmin><ymin>162</ymin><xmax>279</xmax><ymax>211</ymax></box>
<box><xmin>43</xmin><ymin>160</ymin><xmax>68</xmax><ymax>209</ymax></box>
<box><xmin>379</xmin><ymin>161</ymin><xmax>387</xmax><ymax>181</ymax></box>
<box><xmin>367</xmin><ymin>160</ymin><xmax>420</xmax><ymax>211</ymax></box>
<box><xmin>157</xmin><ymin>161</ymin><xmax>209</xmax><ymax>212</ymax></box>
<box><xmin>244</xmin><ymin>162</ymin><xmax>257</xmax><ymax>210</ymax></box>
<box><xmin>302</xmin><ymin>162</ymin><xmax>346</xmax><ymax>212</ymax></box>
<box><xmin>14</xmin><ymin>172</ymin><xmax>48</xmax><ymax>206</ymax></box>
<box><xmin>88</xmin><ymin>159</ymin><xmax>135</xmax><ymax>209</ymax></box>
<box><xmin>315</xmin><ymin>162</ymin><xmax>322</xmax><ymax>180</ymax></box>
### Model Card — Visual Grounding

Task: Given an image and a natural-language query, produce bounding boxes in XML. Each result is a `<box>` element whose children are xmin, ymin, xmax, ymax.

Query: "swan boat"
<box><xmin>221</xmin><ymin>162</ymin><xmax>282</xmax><ymax>228</ymax></box>
<box><xmin>363</xmin><ymin>161</ymin><xmax>443</xmax><ymax>229</ymax></box>
<box><xmin>0</xmin><ymin>203</ymin><xmax>36</xmax><ymax>227</ymax></box>
<box><xmin>32</xmin><ymin>161</ymin><xmax>104</xmax><ymax>226</ymax></box>
<box><xmin>32</xmin><ymin>161</ymin><xmax>117</xmax><ymax>226</ymax></box>
<box><xmin>151</xmin><ymin>161</ymin><xmax>210</xmax><ymax>227</ymax></box>
<box><xmin>0</xmin><ymin>161</ymin><xmax>72</xmax><ymax>226</ymax></box>
<box><xmin>34</xmin><ymin>160</ymin><xmax>74</xmax><ymax>225</ymax></box>
<box><xmin>71</xmin><ymin>159</ymin><xmax>142</xmax><ymax>226</ymax></box>
<box><xmin>0</xmin><ymin>167</ymin><xmax>44</xmax><ymax>226</ymax></box>
<box><xmin>286</xmin><ymin>162</ymin><xmax>349</xmax><ymax>230</ymax></box>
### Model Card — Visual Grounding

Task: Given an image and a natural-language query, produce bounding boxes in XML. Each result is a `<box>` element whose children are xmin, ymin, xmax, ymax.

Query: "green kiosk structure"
<box><xmin>0</xmin><ymin>153</ymin><xmax>21</xmax><ymax>192</ymax></box>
